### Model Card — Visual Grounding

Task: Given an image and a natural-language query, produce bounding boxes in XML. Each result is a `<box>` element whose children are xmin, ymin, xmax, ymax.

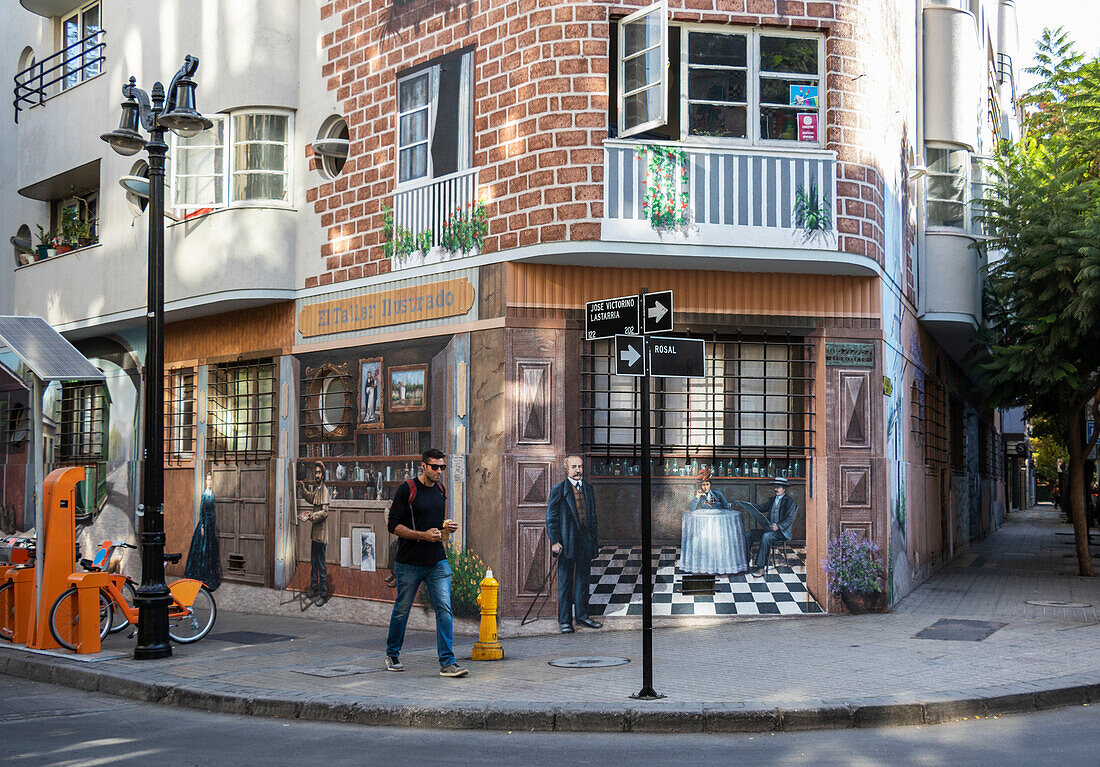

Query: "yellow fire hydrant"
<box><xmin>472</xmin><ymin>568</ymin><xmax>504</xmax><ymax>661</ymax></box>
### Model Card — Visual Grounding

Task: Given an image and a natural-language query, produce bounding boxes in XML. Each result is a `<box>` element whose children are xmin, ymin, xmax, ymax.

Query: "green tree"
<box><xmin>1029</xmin><ymin>416</ymin><xmax>1068</xmax><ymax>483</ymax></box>
<box><xmin>978</xmin><ymin>29</ymin><xmax>1100</xmax><ymax>576</ymax></box>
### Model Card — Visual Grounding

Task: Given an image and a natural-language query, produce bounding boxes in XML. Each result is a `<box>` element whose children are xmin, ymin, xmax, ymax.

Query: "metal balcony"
<box><xmin>13</xmin><ymin>28</ymin><xmax>105</xmax><ymax>122</ymax></box>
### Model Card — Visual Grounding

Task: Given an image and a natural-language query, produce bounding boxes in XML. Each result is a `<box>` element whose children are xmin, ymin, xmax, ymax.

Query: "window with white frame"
<box><xmin>614</xmin><ymin>14</ymin><xmax>824</xmax><ymax>146</ymax></box>
<box><xmin>926</xmin><ymin>146</ymin><xmax>969</xmax><ymax>229</ymax></box>
<box><xmin>165</xmin><ymin>368</ymin><xmax>195</xmax><ymax>460</ymax></box>
<box><xmin>62</xmin><ymin>1</ymin><xmax>101</xmax><ymax>90</ymax></box>
<box><xmin>396</xmin><ymin>48</ymin><xmax>474</xmax><ymax>185</ymax></box>
<box><xmin>927</xmin><ymin>146</ymin><xmax>992</xmax><ymax>234</ymax></box>
<box><xmin>170</xmin><ymin>110</ymin><xmax>292</xmax><ymax>213</ymax></box>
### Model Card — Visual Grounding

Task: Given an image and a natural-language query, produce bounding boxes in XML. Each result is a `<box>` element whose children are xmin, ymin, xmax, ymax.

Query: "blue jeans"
<box><xmin>386</xmin><ymin>559</ymin><xmax>455</xmax><ymax>667</ymax></box>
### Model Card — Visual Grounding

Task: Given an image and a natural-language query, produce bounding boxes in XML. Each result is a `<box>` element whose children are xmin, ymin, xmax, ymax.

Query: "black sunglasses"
<box><xmin>424</xmin><ymin>462</ymin><xmax>447</xmax><ymax>470</ymax></box>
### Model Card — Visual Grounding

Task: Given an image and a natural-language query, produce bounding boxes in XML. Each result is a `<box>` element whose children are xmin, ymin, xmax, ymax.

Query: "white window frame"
<box><xmin>61</xmin><ymin>1</ymin><xmax>101</xmax><ymax>90</ymax></box>
<box><xmin>618</xmin><ymin>0</ymin><xmax>669</xmax><ymax>139</ymax></box>
<box><xmin>925</xmin><ymin>145</ymin><xmax>970</xmax><ymax>231</ymax></box>
<box><xmin>680</xmin><ymin>25</ymin><xmax>825</xmax><ymax>149</ymax></box>
<box><xmin>397</xmin><ymin>69</ymin><xmax>434</xmax><ymax>185</ymax></box>
<box><xmin>169</xmin><ymin>109</ymin><xmax>293</xmax><ymax>214</ymax></box>
<box><xmin>230</xmin><ymin>109</ymin><xmax>293</xmax><ymax>206</ymax></box>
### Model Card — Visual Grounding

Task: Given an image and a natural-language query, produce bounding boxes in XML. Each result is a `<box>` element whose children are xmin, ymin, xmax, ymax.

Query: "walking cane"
<box><xmin>521</xmin><ymin>550</ymin><xmax>558</xmax><ymax>626</ymax></box>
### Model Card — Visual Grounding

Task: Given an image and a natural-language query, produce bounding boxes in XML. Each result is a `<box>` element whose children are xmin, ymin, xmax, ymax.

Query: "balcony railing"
<box><xmin>389</xmin><ymin>167</ymin><xmax>479</xmax><ymax>270</ymax></box>
<box><xmin>13</xmin><ymin>28</ymin><xmax>105</xmax><ymax>122</ymax></box>
<box><xmin>603</xmin><ymin>140</ymin><xmax>838</xmax><ymax>251</ymax></box>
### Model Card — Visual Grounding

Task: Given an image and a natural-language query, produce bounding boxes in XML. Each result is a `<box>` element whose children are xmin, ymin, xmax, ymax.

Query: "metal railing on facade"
<box><xmin>13</xmin><ymin>29</ymin><xmax>106</xmax><ymax>122</ymax></box>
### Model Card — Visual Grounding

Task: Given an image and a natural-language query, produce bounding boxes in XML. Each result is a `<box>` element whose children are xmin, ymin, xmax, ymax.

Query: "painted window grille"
<box><xmin>915</xmin><ymin>375</ymin><xmax>948</xmax><ymax>467</ymax></box>
<box><xmin>582</xmin><ymin>333</ymin><xmax>814</xmax><ymax>474</ymax></box>
<box><xmin>207</xmin><ymin>359</ymin><xmax>276</xmax><ymax>460</ymax></box>
<box><xmin>57</xmin><ymin>382</ymin><xmax>107</xmax><ymax>462</ymax></box>
<box><xmin>165</xmin><ymin>368</ymin><xmax>196</xmax><ymax>462</ymax></box>
<box><xmin>949</xmin><ymin>396</ymin><xmax>966</xmax><ymax>474</ymax></box>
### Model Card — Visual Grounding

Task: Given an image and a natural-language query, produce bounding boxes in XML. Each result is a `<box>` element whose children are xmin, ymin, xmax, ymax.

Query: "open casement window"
<box><xmin>618</xmin><ymin>1</ymin><xmax>668</xmax><ymax>138</ymax></box>
<box><xmin>396</xmin><ymin>48</ymin><xmax>475</xmax><ymax>185</ymax></box>
<box><xmin>171</xmin><ymin>115</ymin><xmax>227</xmax><ymax>213</ymax></box>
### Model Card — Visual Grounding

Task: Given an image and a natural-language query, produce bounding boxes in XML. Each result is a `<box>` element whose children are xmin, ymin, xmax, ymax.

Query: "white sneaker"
<box><xmin>385</xmin><ymin>655</ymin><xmax>404</xmax><ymax>672</ymax></box>
<box><xmin>439</xmin><ymin>663</ymin><xmax>468</xmax><ymax>678</ymax></box>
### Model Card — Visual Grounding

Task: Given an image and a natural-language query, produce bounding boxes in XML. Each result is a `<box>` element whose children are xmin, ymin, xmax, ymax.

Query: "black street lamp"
<box><xmin>101</xmin><ymin>55</ymin><xmax>212</xmax><ymax>660</ymax></box>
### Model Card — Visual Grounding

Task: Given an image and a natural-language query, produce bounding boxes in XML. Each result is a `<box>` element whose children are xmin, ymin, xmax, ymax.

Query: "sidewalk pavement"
<box><xmin>3</xmin><ymin>505</ymin><xmax>1100</xmax><ymax>733</ymax></box>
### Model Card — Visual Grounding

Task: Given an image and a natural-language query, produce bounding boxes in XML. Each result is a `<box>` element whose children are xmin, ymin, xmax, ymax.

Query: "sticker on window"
<box><xmin>797</xmin><ymin>113</ymin><xmax>818</xmax><ymax>142</ymax></box>
<box><xmin>789</xmin><ymin>85</ymin><xmax>818</xmax><ymax>107</ymax></box>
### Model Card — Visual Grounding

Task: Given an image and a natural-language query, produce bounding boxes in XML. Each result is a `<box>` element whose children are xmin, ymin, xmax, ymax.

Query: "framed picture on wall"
<box><xmin>389</xmin><ymin>364</ymin><xmax>428</xmax><ymax>412</ymax></box>
<box><xmin>358</xmin><ymin>357</ymin><xmax>384</xmax><ymax>429</ymax></box>
<box><xmin>350</xmin><ymin>523</ymin><xmax>376</xmax><ymax>572</ymax></box>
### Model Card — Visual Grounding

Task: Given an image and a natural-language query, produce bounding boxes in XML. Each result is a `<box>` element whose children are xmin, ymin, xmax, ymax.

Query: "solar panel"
<box><xmin>0</xmin><ymin>316</ymin><xmax>105</xmax><ymax>382</ymax></box>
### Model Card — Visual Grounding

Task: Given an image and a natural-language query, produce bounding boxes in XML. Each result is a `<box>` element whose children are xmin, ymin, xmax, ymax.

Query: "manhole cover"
<box><xmin>1026</xmin><ymin>600</ymin><xmax>1092</xmax><ymax>608</ymax></box>
<box><xmin>914</xmin><ymin>619</ymin><xmax>1006</xmax><ymax>642</ymax></box>
<box><xmin>293</xmin><ymin>664</ymin><xmax>372</xmax><ymax>678</ymax></box>
<box><xmin>206</xmin><ymin>631</ymin><xmax>296</xmax><ymax>645</ymax></box>
<box><xmin>548</xmin><ymin>656</ymin><xmax>631</xmax><ymax>668</ymax></box>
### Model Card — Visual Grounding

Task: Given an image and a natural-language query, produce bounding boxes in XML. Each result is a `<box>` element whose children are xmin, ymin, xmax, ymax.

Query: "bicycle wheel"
<box><xmin>105</xmin><ymin>580</ymin><xmax>136</xmax><ymax>634</ymax></box>
<box><xmin>49</xmin><ymin>586</ymin><xmax>112</xmax><ymax>651</ymax></box>
<box><xmin>0</xmin><ymin>582</ymin><xmax>14</xmax><ymax>641</ymax></box>
<box><xmin>167</xmin><ymin>585</ymin><xmax>216</xmax><ymax>643</ymax></box>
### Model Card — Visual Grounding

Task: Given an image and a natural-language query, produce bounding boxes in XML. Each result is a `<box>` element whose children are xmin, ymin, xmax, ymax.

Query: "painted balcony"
<box><xmin>389</xmin><ymin>167</ymin><xmax>481</xmax><ymax>271</ymax></box>
<box><xmin>603</xmin><ymin>140</ymin><xmax>838</xmax><ymax>252</ymax></box>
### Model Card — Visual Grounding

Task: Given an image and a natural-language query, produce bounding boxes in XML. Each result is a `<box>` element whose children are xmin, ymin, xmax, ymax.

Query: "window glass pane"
<box><xmin>399</xmin><ymin>110</ymin><xmax>428</xmax><ymax>145</ymax></box>
<box><xmin>623</xmin><ymin>48</ymin><xmax>662</xmax><ymax>94</ymax></box>
<box><xmin>82</xmin><ymin>4</ymin><xmax>101</xmax><ymax>79</ymax></box>
<box><xmin>624</xmin><ymin>89</ymin><xmax>664</xmax><ymax>130</ymax></box>
<box><xmin>688</xmin><ymin>32</ymin><xmax>747</xmax><ymax>67</ymax></box>
<box><xmin>689</xmin><ymin>104</ymin><xmax>746</xmax><ymax>138</ymax></box>
<box><xmin>233</xmin><ymin>143</ymin><xmax>286</xmax><ymax>172</ymax></box>
<box><xmin>760</xmin><ymin>77</ymin><xmax>818</xmax><ymax>106</ymax></box>
<box><xmin>234</xmin><ymin>113</ymin><xmax>287</xmax><ymax>143</ymax></box>
<box><xmin>928</xmin><ymin>200</ymin><xmax>965</xmax><ymax>228</ymax></box>
<box><xmin>760</xmin><ymin>36</ymin><xmax>818</xmax><ymax>74</ymax></box>
<box><xmin>928</xmin><ymin>173</ymin><xmax>966</xmax><ymax>202</ymax></box>
<box><xmin>927</xmin><ymin>147</ymin><xmax>967</xmax><ymax>174</ymax></box>
<box><xmin>623</xmin><ymin>13</ymin><xmax>662</xmax><ymax>54</ymax></box>
<box><xmin>760</xmin><ymin>107</ymin><xmax>805</xmax><ymax>141</ymax></box>
<box><xmin>399</xmin><ymin>73</ymin><xmax>429</xmax><ymax>112</ymax></box>
<box><xmin>688</xmin><ymin>70</ymin><xmax>746</xmax><ymax>103</ymax></box>
<box><xmin>232</xmin><ymin>172</ymin><xmax>287</xmax><ymax>202</ymax></box>
<box><xmin>399</xmin><ymin>145</ymin><xmax>428</xmax><ymax>183</ymax></box>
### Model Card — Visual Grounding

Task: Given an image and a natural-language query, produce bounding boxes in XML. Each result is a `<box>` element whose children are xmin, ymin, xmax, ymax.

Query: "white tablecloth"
<box><xmin>680</xmin><ymin>509</ymin><xmax>749</xmax><ymax>574</ymax></box>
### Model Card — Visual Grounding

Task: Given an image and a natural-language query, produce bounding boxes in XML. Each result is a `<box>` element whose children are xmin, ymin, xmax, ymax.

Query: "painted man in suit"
<box><xmin>546</xmin><ymin>455</ymin><xmax>602</xmax><ymax>633</ymax></box>
<box><xmin>743</xmin><ymin>476</ymin><xmax>798</xmax><ymax>577</ymax></box>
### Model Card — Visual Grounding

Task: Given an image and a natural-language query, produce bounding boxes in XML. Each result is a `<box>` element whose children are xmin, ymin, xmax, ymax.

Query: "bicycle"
<box><xmin>48</xmin><ymin>541</ymin><xmax>217</xmax><ymax>651</ymax></box>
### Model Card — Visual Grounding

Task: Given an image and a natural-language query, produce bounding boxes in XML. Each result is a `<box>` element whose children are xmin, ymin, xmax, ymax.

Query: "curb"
<box><xmin>1</xmin><ymin>650</ymin><xmax>1096</xmax><ymax>733</ymax></box>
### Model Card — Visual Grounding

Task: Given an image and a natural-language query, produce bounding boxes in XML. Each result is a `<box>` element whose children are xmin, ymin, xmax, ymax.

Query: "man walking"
<box><xmin>296</xmin><ymin>461</ymin><xmax>330</xmax><ymax>606</ymax></box>
<box><xmin>546</xmin><ymin>455</ymin><xmax>602</xmax><ymax>634</ymax></box>
<box><xmin>743</xmin><ymin>476</ymin><xmax>798</xmax><ymax>577</ymax></box>
<box><xmin>385</xmin><ymin>448</ymin><xmax>467</xmax><ymax>677</ymax></box>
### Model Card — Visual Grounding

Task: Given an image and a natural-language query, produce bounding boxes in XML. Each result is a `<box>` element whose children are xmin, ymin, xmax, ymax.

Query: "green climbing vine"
<box><xmin>635</xmin><ymin>146</ymin><xmax>690</xmax><ymax>232</ymax></box>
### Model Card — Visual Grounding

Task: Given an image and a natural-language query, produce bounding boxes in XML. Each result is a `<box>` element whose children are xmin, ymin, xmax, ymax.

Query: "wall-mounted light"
<box><xmin>908</xmin><ymin>165</ymin><xmax>928</xmax><ymax>181</ymax></box>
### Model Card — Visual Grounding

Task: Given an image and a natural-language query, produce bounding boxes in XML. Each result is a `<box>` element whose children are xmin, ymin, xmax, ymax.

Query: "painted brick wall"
<box><xmin>308</xmin><ymin>0</ymin><xmax>894</xmax><ymax>287</ymax></box>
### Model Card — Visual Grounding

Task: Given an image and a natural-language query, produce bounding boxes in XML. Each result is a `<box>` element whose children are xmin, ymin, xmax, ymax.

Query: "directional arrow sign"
<box><xmin>647</xmin><ymin>336</ymin><xmax>705</xmax><ymax>378</ymax></box>
<box><xmin>642</xmin><ymin>290</ymin><xmax>674</xmax><ymax>334</ymax></box>
<box><xmin>586</xmin><ymin>295</ymin><xmax>640</xmax><ymax>340</ymax></box>
<box><xmin>615</xmin><ymin>334</ymin><xmax>646</xmax><ymax>376</ymax></box>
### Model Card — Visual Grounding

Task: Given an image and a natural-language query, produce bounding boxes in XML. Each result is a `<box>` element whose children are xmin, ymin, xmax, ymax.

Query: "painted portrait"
<box><xmin>389</xmin><ymin>364</ymin><xmax>427</xmax><ymax>411</ymax></box>
<box><xmin>350</xmin><ymin>524</ymin><xmax>375</xmax><ymax>572</ymax></box>
<box><xmin>358</xmin><ymin>357</ymin><xmax>383</xmax><ymax>429</ymax></box>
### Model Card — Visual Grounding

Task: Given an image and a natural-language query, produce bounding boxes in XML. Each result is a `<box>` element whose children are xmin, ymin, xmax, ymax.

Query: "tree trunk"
<box><xmin>1065</xmin><ymin>406</ymin><xmax>1095</xmax><ymax>577</ymax></box>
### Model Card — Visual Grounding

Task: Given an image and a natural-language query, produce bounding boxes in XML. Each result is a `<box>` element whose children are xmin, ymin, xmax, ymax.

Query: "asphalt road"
<box><xmin>2</xmin><ymin>673</ymin><xmax>1098</xmax><ymax>766</ymax></box>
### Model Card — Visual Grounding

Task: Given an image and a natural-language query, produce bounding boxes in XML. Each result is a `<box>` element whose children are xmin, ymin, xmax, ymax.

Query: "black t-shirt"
<box><xmin>387</xmin><ymin>477</ymin><xmax>447</xmax><ymax>566</ymax></box>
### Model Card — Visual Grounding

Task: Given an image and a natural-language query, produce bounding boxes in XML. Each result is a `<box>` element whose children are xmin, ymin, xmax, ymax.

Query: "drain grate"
<box><xmin>1025</xmin><ymin>600</ymin><xmax>1092</xmax><ymax>609</ymax></box>
<box><xmin>548</xmin><ymin>656</ymin><xmax>631</xmax><ymax>669</ymax></box>
<box><xmin>914</xmin><ymin>619</ymin><xmax>1006</xmax><ymax>642</ymax></box>
<box><xmin>206</xmin><ymin>631</ymin><xmax>297</xmax><ymax>645</ymax></box>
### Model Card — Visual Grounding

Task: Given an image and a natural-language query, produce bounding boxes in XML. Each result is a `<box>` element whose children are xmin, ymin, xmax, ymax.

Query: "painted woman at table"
<box><xmin>689</xmin><ymin>473</ymin><xmax>729</xmax><ymax>511</ymax></box>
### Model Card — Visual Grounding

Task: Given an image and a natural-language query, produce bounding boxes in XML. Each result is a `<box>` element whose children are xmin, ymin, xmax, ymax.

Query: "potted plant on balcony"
<box><xmin>822</xmin><ymin>529</ymin><xmax>886</xmax><ymax>614</ymax></box>
<box><xmin>34</xmin><ymin>225</ymin><xmax>55</xmax><ymax>260</ymax></box>
<box><xmin>58</xmin><ymin>207</ymin><xmax>82</xmax><ymax>253</ymax></box>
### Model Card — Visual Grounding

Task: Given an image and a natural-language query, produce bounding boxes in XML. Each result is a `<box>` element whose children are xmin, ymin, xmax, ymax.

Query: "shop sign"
<box><xmin>298</xmin><ymin>278</ymin><xmax>475</xmax><ymax>337</ymax></box>
<box><xmin>825</xmin><ymin>342</ymin><xmax>874</xmax><ymax>367</ymax></box>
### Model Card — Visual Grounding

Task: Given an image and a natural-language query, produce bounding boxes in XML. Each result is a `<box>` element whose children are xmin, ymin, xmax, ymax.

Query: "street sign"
<box><xmin>642</xmin><ymin>290</ymin><xmax>673</xmax><ymax>334</ymax></box>
<box><xmin>615</xmin><ymin>335</ymin><xmax>646</xmax><ymax>376</ymax></box>
<box><xmin>586</xmin><ymin>295</ymin><xmax>640</xmax><ymax>340</ymax></box>
<box><xmin>647</xmin><ymin>336</ymin><xmax>705</xmax><ymax>378</ymax></box>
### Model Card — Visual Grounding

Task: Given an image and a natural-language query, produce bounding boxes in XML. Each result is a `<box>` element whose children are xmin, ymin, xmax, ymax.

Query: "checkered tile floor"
<box><xmin>588</xmin><ymin>545</ymin><xmax>823</xmax><ymax>617</ymax></box>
